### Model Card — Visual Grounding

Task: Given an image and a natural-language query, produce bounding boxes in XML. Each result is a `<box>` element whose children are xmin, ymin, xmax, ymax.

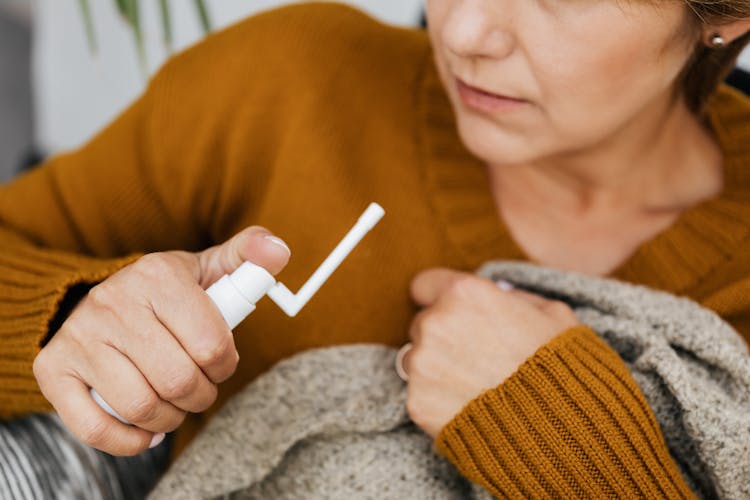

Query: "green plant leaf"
<box><xmin>123</xmin><ymin>0</ymin><xmax>147</xmax><ymax>76</ymax></box>
<box><xmin>78</xmin><ymin>0</ymin><xmax>97</xmax><ymax>53</ymax></box>
<box><xmin>114</xmin><ymin>0</ymin><xmax>128</xmax><ymax>19</ymax></box>
<box><xmin>77</xmin><ymin>0</ymin><xmax>214</xmax><ymax>73</ymax></box>
<box><xmin>158</xmin><ymin>0</ymin><xmax>173</xmax><ymax>51</ymax></box>
<box><xmin>194</xmin><ymin>0</ymin><xmax>212</xmax><ymax>34</ymax></box>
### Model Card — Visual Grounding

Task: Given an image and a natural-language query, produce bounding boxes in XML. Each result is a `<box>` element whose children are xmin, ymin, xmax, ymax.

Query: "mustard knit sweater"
<box><xmin>1</xmin><ymin>4</ymin><xmax>749</xmax><ymax>497</ymax></box>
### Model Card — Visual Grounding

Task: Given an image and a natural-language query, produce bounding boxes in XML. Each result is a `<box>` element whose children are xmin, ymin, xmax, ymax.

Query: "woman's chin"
<box><xmin>456</xmin><ymin>123</ymin><xmax>544</xmax><ymax>167</ymax></box>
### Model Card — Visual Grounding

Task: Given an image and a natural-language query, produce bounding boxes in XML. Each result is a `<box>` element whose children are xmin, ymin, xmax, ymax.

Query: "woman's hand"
<box><xmin>402</xmin><ymin>268</ymin><xmax>579</xmax><ymax>438</ymax></box>
<box><xmin>33</xmin><ymin>227</ymin><xmax>291</xmax><ymax>456</ymax></box>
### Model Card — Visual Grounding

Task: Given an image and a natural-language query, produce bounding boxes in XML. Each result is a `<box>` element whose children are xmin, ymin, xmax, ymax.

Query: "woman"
<box><xmin>1</xmin><ymin>0</ymin><xmax>749</xmax><ymax>496</ymax></box>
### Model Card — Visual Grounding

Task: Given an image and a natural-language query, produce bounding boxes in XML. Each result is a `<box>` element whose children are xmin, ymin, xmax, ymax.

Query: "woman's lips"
<box><xmin>455</xmin><ymin>78</ymin><xmax>528</xmax><ymax>113</ymax></box>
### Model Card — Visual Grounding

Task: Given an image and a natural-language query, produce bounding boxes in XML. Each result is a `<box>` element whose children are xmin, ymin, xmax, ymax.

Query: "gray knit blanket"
<box><xmin>149</xmin><ymin>262</ymin><xmax>750</xmax><ymax>499</ymax></box>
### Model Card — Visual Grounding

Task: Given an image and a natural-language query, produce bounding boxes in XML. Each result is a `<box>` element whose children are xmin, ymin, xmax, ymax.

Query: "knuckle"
<box><xmin>160</xmin><ymin>368</ymin><xmax>202</xmax><ymax>401</ymax></box>
<box><xmin>193</xmin><ymin>334</ymin><xmax>233</xmax><ymax>368</ymax></box>
<box><xmin>64</xmin><ymin>320</ymin><xmax>92</xmax><ymax>348</ymax></box>
<box><xmin>123</xmin><ymin>392</ymin><xmax>161</xmax><ymax>423</ymax></box>
<box><xmin>80</xmin><ymin>417</ymin><xmax>112</xmax><ymax>448</ymax></box>
<box><xmin>135</xmin><ymin>253</ymin><xmax>175</xmax><ymax>279</ymax></box>
<box><xmin>161</xmin><ymin>411</ymin><xmax>189</xmax><ymax>433</ymax></box>
<box><xmin>418</xmin><ymin>313</ymin><xmax>447</xmax><ymax>341</ymax></box>
<box><xmin>32</xmin><ymin>350</ymin><xmax>50</xmax><ymax>382</ymax></box>
<box><xmin>212</xmin><ymin>351</ymin><xmax>239</xmax><ymax>385</ymax></box>
<box><xmin>193</xmin><ymin>384</ymin><xmax>219</xmax><ymax>413</ymax></box>
<box><xmin>416</xmin><ymin>313</ymin><xmax>435</xmax><ymax>333</ymax></box>
<box><xmin>445</xmin><ymin>276</ymin><xmax>479</xmax><ymax>300</ymax></box>
<box><xmin>87</xmin><ymin>282</ymin><xmax>117</xmax><ymax>311</ymax></box>
<box><xmin>219</xmin><ymin>351</ymin><xmax>240</xmax><ymax>381</ymax></box>
<box><xmin>167</xmin><ymin>410</ymin><xmax>190</xmax><ymax>431</ymax></box>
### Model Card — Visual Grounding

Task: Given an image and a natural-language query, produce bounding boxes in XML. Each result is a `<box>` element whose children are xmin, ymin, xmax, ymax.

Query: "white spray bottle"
<box><xmin>91</xmin><ymin>203</ymin><xmax>385</xmax><ymax>424</ymax></box>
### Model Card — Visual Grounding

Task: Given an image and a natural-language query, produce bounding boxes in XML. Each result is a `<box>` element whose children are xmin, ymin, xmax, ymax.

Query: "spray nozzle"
<box><xmin>206</xmin><ymin>202</ymin><xmax>385</xmax><ymax>326</ymax></box>
<box><xmin>92</xmin><ymin>202</ymin><xmax>385</xmax><ymax>425</ymax></box>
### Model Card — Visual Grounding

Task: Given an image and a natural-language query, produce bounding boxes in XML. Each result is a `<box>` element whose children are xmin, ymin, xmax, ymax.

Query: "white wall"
<box><xmin>32</xmin><ymin>1</ymin><xmax>423</xmax><ymax>153</ymax></box>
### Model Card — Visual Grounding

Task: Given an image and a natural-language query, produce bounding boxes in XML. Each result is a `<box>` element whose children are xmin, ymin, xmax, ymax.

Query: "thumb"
<box><xmin>196</xmin><ymin>226</ymin><xmax>291</xmax><ymax>288</ymax></box>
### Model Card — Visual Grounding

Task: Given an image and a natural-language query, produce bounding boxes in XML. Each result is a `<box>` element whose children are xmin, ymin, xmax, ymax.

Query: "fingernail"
<box><xmin>149</xmin><ymin>432</ymin><xmax>166</xmax><ymax>449</ymax></box>
<box><xmin>496</xmin><ymin>279</ymin><xmax>515</xmax><ymax>291</ymax></box>
<box><xmin>263</xmin><ymin>235</ymin><xmax>291</xmax><ymax>256</ymax></box>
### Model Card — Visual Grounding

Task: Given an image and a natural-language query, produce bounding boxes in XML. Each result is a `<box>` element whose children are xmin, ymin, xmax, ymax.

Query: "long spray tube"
<box><xmin>91</xmin><ymin>203</ymin><xmax>385</xmax><ymax>425</ymax></box>
<box><xmin>266</xmin><ymin>203</ymin><xmax>384</xmax><ymax>316</ymax></box>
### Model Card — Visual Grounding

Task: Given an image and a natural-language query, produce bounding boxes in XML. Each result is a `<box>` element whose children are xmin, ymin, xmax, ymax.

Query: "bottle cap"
<box><xmin>205</xmin><ymin>262</ymin><xmax>275</xmax><ymax>329</ymax></box>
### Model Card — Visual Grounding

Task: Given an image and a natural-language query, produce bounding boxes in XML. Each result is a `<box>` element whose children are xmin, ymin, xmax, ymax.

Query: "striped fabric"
<box><xmin>0</xmin><ymin>413</ymin><xmax>169</xmax><ymax>499</ymax></box>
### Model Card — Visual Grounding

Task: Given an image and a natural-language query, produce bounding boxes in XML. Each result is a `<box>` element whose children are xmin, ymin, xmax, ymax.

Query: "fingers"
<box><xmin>49</xmin><ymin>255</ymin><xmax>228</xmax><ymax>432</ymax></box>
<box><xmin>496</xmin><ymin>285</ymin><xmax>579</xmax><ymax>323</ymax></box>
<box><xmin>412</xmin><ymin>268</ymin><xmax>577</xmax><ymax>322</ymax></box>
<box><xmin>402</xmin><ymin>270</ymin><xmax>581</xmax><ymax>440</ymax></box>
<box><xmin>502</xmin><ymin>287</ymin><xmax>549</xmax><ymax>308</ymax></box>
<box><xmin>111</xmin><ymin>253</ymin><xmax>239</xmax><ymax>384</ymax></box>
<box><xmin>402</xmin><ymin>311</ymin><xmax>447</xmax><ymax>380</ymax></box>
<box><xmin>410</xmin><ymin>268</ymin><xmax>469</xmax><ymax>307</ymax></box>
<box><xmin>41</xmin><ymin>310</ymin><xmax>191</xmax><ymax>434</ymax></box>
<box><xmin>82</xmin><ymin>344</ymin><xmax>186</xmax><ymax>433</ymax></box>
<box><xmin>143</xmin><ymin>277</ymin><xmax>239</xmax><ymax>384</ymax></box>
<box><xmin>51</xmin><ymin>375</ymin><xmax>159</xmax><ymax>456</ymax></box>
<box><xmin>104</xmin><ymin>305</ymin><xmax>220</xmax><ymax>413</ymax></box>
<box><xmin>34</xmin><ymin>347</ymin><xmax>160</xmax><ymax>456</ymax></box>
<box><xmin>32</xmin><ymin>225</ymin><xmax>291</xmax><ymax>456</ymax></box>
<box><xmin>196</xmin><ymin>226</ymin><xmax>291</xmax><ymax>287</ymax></box>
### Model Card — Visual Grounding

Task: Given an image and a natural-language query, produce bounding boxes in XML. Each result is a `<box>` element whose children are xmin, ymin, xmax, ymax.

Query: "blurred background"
<box><xmin>0</xmin><ymin>0</ymin><xmax>423</xmax><ymax>182</ymax></box>
<box><xmin>0</xmin><ymin>0</ymin><xmax>748</xmax><ymax>182</ymax></box>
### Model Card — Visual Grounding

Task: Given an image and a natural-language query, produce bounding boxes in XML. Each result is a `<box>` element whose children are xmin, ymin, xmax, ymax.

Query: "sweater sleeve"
<box><xmin>0</xmin><ymin>78</ymin><xmax>185</xmax><ymax>417</ymax></box>
<box><xmin>0</xmin><ymin>231</ymin><xmax>140</xmax><ymax>417</ymax></box>
<box><xmin>0</xmin><ymin>2</ymin><xmax>402</xmax><ymax>420</ymax></box>
<box><xmin>0</xmin><ymin>10</ymin><xmax>274</xmax><ymax>418</ymax></box>
<box><xmin>0</xmin><ymin>3</ymin><xmax>364</xmax><ymax>419</ymax></box>
<box><xmin>435</xmin><ymin>325</ymin><xmax>696</xmax><ymax>498</ymax></box>
<box><xmin>0</xmin><ymin>69</ymin><xmax>174</xmax><ymax>417</ymax></box>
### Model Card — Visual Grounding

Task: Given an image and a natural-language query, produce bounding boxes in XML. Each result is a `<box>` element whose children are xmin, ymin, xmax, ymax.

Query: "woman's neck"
<box><xmin>488</xmin><ymin>96</ymin><xmax>724</xmax><ymax>225</ymax></box>
<box><xmin>485</xmin><ymin>94</ymin><xmax>726</xmax><ymax>275</ymax></box>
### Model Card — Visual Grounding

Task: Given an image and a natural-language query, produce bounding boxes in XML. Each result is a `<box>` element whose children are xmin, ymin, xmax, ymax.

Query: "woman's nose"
<box><xmin>441</xmin><ymin>0</ymin><xmax>515</xmax><ymax>60</ymax></box>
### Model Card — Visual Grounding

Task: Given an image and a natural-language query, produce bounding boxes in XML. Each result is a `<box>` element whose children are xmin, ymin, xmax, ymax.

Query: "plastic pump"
<box><xmin>91</xmin><ymin>203</ymin><xmax>385</xmax><ymax>425</ymax></box>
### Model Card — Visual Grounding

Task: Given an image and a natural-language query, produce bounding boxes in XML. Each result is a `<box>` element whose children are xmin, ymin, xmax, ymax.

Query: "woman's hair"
<box><xmin>681</xmin><ymin>0</ymin><xmax>750</xmax><ymax>112</ymax></box>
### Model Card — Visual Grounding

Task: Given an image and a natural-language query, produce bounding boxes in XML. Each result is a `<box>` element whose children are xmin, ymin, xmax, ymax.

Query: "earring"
<box><xmin>711</xmin><ymin>34</ymin><xmax>726</xmax><ymax>48</ymax></box>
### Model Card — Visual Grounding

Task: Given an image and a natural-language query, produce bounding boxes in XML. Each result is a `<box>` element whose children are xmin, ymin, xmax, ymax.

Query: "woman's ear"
<box><xmin>703</xmin><ymin>18</ymin><xmax>750</xmax><ymax>47</ymax></box>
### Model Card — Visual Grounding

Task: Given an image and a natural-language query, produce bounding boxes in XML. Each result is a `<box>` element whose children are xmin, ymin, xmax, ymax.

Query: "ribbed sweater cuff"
<box><xmin>0</xmin><ymin>244</ymin><xmax>140</xmax><ymax>418</ymax></box>
<box><xmin>435</xmin><ymin>325</ymin><xmax>695</xmax><ymax>499</ymax></box>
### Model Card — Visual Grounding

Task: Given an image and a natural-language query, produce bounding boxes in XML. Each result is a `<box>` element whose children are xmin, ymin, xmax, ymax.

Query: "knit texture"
<box><xmin>0</xmin><ymin>227</ymin><xmax>140</xmax><ymax>415</ymax></box>
<box><xmin>437</xmin><ymin>262</ymin><xmax>750</xmax><ymax>499</ymax></box>
<box><xmin>0</xmin><ymin>2</ymin><xmax>749</xmax><ymax>493</ymax></box>
<box><xmin>149</xmin><ymin>264</ymin><xmax>749</xmax><ymax>499</ymax></box>
<box><xmin>149</xmin><ymin>345</ymin><xmax>488</xmax><ymax>500</ymax></box>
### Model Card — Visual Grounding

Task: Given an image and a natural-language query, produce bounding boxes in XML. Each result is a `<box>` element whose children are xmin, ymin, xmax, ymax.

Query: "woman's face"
<box><xmin>426</xmin><ymin>0</ymin><xmax>698</xmax><ymax>166</ymax></box>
